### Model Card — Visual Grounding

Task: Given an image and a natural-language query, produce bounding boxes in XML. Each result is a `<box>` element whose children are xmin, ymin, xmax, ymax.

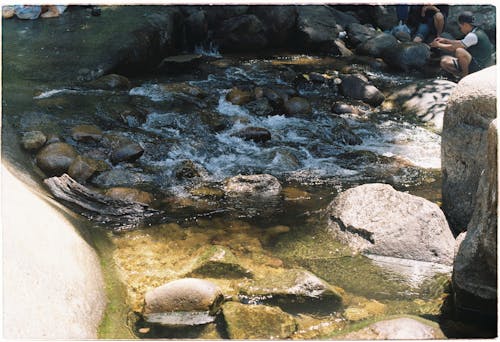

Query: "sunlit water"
<box><xmin>11</xmin><ymin>53</ymin><xmax>452</xmax><ymax>338</ymax></box>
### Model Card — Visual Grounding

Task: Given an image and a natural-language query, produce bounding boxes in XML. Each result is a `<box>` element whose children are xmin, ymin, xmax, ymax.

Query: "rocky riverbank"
<box><xmin>2</xmin><ymin>4</ymin><xmax>497</xmax><ymax>339</ymax></box>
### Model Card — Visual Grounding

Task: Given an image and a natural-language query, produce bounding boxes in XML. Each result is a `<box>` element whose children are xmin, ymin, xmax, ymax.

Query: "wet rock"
<box><xmin>453</xmin><ymin>119</ymin><xmax>497</xmax><ymax>318</ymax></box>
<box><xmin>270</xmin><ymin>149</ymin><xmax>301</xmax><ymax>169</ymax></box>
<box><xmin>174</xmin><ymin>160</ymin><xmax>203</xmax><ymax>180</ymax></box>
<box><xmin>340</xmin><ymin>316</ymin><xmax>445</xmax><ymax>339</ymax></box>
<box><xmin>87</xmin><ymin>74</ymin><xmax>131</xmax><ymax>90</ymax></box>
<box><xmin>442</xmin><ymin>66</ymin><xmax>497</xmax><ymax>231</ymax></box>
<box><xmin>384</xmin><ymin>79</ymin><xmax>457</xmax><ymax>131</ymax></box>
<box><xmin>330</xmin><ymin>116</ymin><xmax>363</xmax><ymax>145</ymax></box>
<box><xmin>262</xmin><ymin>87</ymin><xmax>283</xmax><ymax>107</ymax></box>
<box><xmin>105</xmin><ymin>187</ymin><xmax>154</xmax><ymax>205</ymax></box>
<box><xmin>331</xmin><ymin>102</ymin><xmax>362</xmax><ymax>115</ymax></box>
<box><xmin>184</xmin><ymin>10</ymin><xmax>208</xmax><ymax>48</ymax></box>
<box><xmin>188</xmin><ymin>245</ymin><xmax>253</xmax><ymax>278</ymax></box>
<box><xmin>143</xmin><ymin>278</ymin><xmax>224</xmax><ymax>326</ymax></box>
<box><xmin>215</xmin><ymin>14</ymin><xmax>268</xmax><ymax>52</ymax></box>
<box><xmin>339</xmin><ymin>74</ymin><xmax>385</xmax><ymax>107</ymax></box>
<box><xmin>158</xmin><ymin>54</ymin><xmax>203</xmax><ymax>71</ymax></box>
<box><xmin>240</xmin><ymin>268</ymin><xmax>343</xmax><ymax>314</ymax></box>
<box><xmin>232</xmin><ymin>126</ymin><xmax>271</xmax><ymax>143</ymax></box>
<box><xmin>71</xmin><ymin>124</ymin><xmax>103</xmax><ymax>142</ymax></box>
<box><xmin>223</xmin><ymin>174</ymin><xmax>281</xmax><ymax>198</ymax></box>
<box><xmin>160</xmin><ymin>83</ymin><xmax>207</xmax><ymax>98</ymax></box>
<box><xmin>346</xmin><ymin>23</ymin><xmax>379</xmax><ymax>48</ymax></box>
<box><xmin>222</xmin><ymin>302</ymin><xmax>297</xmax><ymax>339</ymax></box>
<box><xmin>295</xmin><ymin>6</ymin><xmax>340</xmax><ymax>53</ymax></box>
<box><xmin>226</xmin><ymin>87</ymin><xmax>254</xmax><ymax>105</ymax></box>
<box><xmin>91</xmin><ymin>169</ymin><xmax>154</xmax><ymax>188</ymax></box>
<box><xmin>371</xmin><ymin>5</ymin><xmax>399</xmax><ymax>31</ymax></box>
<box><xmin>45</xmin><ymin>134</ymin><xmax>62</xmax><ymax>145</ymax></box>
<box><xmin>382</xmin><ymin>42</ymin><xmax>430</xmax><ymax>72</ymax></box>
<box><xmin>243</xmin><ymin>98</ymin><xmax>273</xmax><ymax>117</ymax></box>
<box><xmin>334</xmin><ymin>38</ymin><xmax>354</xmax><ymax>57</ymax></box>
<box><xmin>35</xmin><ymin>142</ymin><xmax>78</xmax><ymax>176</ymax></box>
<box><xmin>327</xmin><ymin>183</ymin><xmax>455</xmax><ymax>265</ymax></box>
<box><xmin>356</xmin><ymin>32</ymin><xmax>398</xmax><ymax>58</ymax></box>
<box><xmin>68</xmin><ymin>155</ymin><xmax>97</xmax><ymax>183</ymax></box>
<box><xmin>21</xmin><ymin>131</ymin><xmax>46</xmax><ymax>151</ymax></box>
<box><xmin>284</xmin><ymin>97</ymin><xmax>312</xmax><ymax>117</ymax></box>
<box><xmin>249</xmin><ymin>6</ymin><xmax>297</xmax><ymax>46</ymax></box>
<box><xmin>344</xmin><ymin>299</ymin><xmax>386</xmax><ymax>321</ymax></box>
<box><xmin>110</xmin><ymin>141</ymin><xmax>144</xmax><ymax>165</ymax></box>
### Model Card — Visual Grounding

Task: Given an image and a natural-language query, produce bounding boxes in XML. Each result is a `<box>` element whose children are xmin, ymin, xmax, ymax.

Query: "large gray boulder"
<box><xmin>441</xmin><ymin>66</ymin><xmax>497</xmax><ymax>231</ymax></box>
<box><xmin>295</xmin><ymin>5</ymin><xmax>340</xmax><ymax>53</ymax></box>
<box><xmin>327</xmin><ymin>183</ymin><xmax>455</xmax><ymax>265</ymax></box>
<box><xmin>250</xmin><ymin>6</ymin><xmax>298</xmax><ymax>46</ymax></box>
<box><xmin>3</xmin><ymin>164</ymin><xmax>106</xmax><ymax>338</ymax></box>
<box><xmin>356</xmin><ymin>32</ymin><xmax>398</xmax><ymax>58</ymax></box>
<box><xmin>384</xmin><ymin>79</ymin><xmax>457</xmax><ymax>131</ymax></box>
<box><xmin>452</xmin><ymin>119</ymin><xmax>497</xmax><ymax>317</ymax></box>
<box><xmin>382</xmin><ymin>42</ymin><xmax>431</xmax><ymax>72</ymax></box>
<box><xmin>214</xmin><ymin>14</ymin><xmax>268</xmax><ymax>52</ymax></box>
<box><xmin>346</xmin><ymin>23</ymin><xmax>380</xmax><ymax>48</ymax></box>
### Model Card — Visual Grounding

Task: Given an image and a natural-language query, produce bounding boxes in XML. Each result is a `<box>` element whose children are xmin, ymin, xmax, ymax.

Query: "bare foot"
<box><xmin>41</xmin><ymin>6</ymin><xmax>59</xmax><ymax>18</ymax></box>
<box><xmin>2</xmin><ymin>6</ymin><xmax>15</xmax><ymax>19</ymax></box>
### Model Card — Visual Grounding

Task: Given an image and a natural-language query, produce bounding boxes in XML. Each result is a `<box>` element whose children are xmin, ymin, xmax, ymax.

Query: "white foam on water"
<box><xmin>217</xmin><ymin>94</ymin><xmax>251</xmax><ymax>117</ymax></box>
<box><xmin>194</xmin><ymin>41</ymin><xmax>222</xmax><ymax>58</ymax></box>
<box><xmin>129</xmin><ymin>84</ymin><xmax>173</xmax><ymax>102</ymax></box>
<box><xmin>33</xmin><ymin>88</ymin><xmax>103</xmax><ymax>99</ymax></box>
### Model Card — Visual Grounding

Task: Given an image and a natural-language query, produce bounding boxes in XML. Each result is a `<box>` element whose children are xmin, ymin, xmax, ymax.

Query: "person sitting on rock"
<box><xmin>430</xmin><ymin>11</ymin><xmax>492</xmax><ymax>78</ymax></box>
<box><xmin>412</xmin><ymin>4</ymin><xmax>449</xmax><ymax>43</ymax></box>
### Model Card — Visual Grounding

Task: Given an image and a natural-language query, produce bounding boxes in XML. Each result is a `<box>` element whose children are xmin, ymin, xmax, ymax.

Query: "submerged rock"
<box><xmin>243</xmin><ymin>98</ymin><xmax>274</xmax><ymax>117</ymax></box>
<box><xmin>71</xmin><ymin>124</ymin><xmax>103</xmax><ymax>142</ymax></box>
<box><xmin>222</xmin><ymin>302</ymin><xmax>297</xmax><ymax>339</ymax></box>
<box><xmin>188</xmin><ymin>245</ymin><xmax>253</xmax><ymax>278</ymax></box>
<box><xmin>105</xmin><ymin>187</ymin><xmax>154</xmax><ymax>205</ymax></box>
<box><xmin>223</xmin><ymin>174</ymin><xmax>281</xmax><ymax>198</ymax></box>
<box><xmin>35</xmin><ymin>142</ymin><xmax>78</xmax><ymax>176</ymax></box>
<box><xmin>21</xmin><ymin>131</ymin><xmax>46</xmax><ymax>151</ymax></box>
<box><xmin>240</xmin><ymin>269</ymin><xmax>343</xmax><ymax>314</ymax></box>
<box><xmin>340</xmin><ymin>316</ymin><xmax>445</xmax><ymax>339</ymax></box>
<box><xmin>143</xmin><ymin>278</ymin><xmax>224</xmax><ymax>326</ymax></box>
<box><xmin>91</xmin><ymin>169</ymin><xmax>154</xmax><ymax>188</ymax></box>
<box><xmin>174</xmin><ymin>159</ymin><xmax>204</xmax><ymax>180</ymax></box>
<box><xmin>327</xmin><ymin>183</ymin><xmax>455</xmax><ymax>265</ymax></box>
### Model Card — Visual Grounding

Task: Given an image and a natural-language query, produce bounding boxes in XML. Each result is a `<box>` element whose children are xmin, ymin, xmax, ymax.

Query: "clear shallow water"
<box><xmin>7</xmin><ymin>52</ymin><xmax>452</xmax><ymax>338</ymax></box>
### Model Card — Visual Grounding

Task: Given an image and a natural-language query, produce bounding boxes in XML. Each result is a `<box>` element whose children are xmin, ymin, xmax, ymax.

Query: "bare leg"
<box><xmin>434</xmin><ymin>12</ymin><xmax>445</xmax><ymax>37</ymax></box>
<box><xmin>455</xmin><ymin>48</ymin><xmax>472</xmax><ymax>77</ymax></box>
<box><xmin>41</xmin><ymin>5</ymin><xmax>60</xmax><ymax>18</ymax></box>
<box><xmin>440</xmin><ymin>56</ymin><xmax>460</xmax><ymax>76</ymax></box>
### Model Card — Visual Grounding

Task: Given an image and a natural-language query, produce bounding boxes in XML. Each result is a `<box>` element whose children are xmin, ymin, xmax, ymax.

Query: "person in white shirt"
<box><xmin>430</xmin><ymin>11</ymin><xmax>492</xmax><ymax>78</ymax></box>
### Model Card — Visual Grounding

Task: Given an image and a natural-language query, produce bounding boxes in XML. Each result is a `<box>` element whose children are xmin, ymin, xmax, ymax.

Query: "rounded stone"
<box><xmin>71</xmin><ymin>124</ymin><xmax>103</xmax><ymax>142</ymax></box>
<box><xmin>226</xmin><ymin>87</ymin><xmax>253</xmax><ymax>105</ymax></box>
<box><xmin>143</xmin><ymin>278</ymin><xmax>224</xmax><ymax>326</ymax></box>
<box><xmin>110</xmin><ymin>142</ymin><xmax>144</xmax><ymax>165</ymax></box>
<box><xmin>21</xmin><ymin>131</ymin><xmax>46</xmax><ymax>151</ymax></box>
<box><xmin>36</xmin><ymin>142</ymin><xmax>78</xmax><ymax>176</ymax></box>
<box><xmin>232</xmin><ymin>126</ymin><xmax>271</xmax><ymax>143</ymax></box>
<box><xmin>284</xmin><ymin>97</ymin><xmax>312</xmax><ymax>117</ymax></box>
<box><xmin>68</xmin><ymin>156</ymin><xmax>97</xmax><ymax>183</ymax></box>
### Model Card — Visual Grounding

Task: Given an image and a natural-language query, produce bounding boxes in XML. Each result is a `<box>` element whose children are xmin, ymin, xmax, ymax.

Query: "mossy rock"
<box><xmin>188</xmin><ymin>245</ymin><xmax>253</xmax><ymax>279</ymax></box>
<box><xmin>222</xmin><ymin>302</ymin><xmax>297</xmax><ymax>339</ymax></box>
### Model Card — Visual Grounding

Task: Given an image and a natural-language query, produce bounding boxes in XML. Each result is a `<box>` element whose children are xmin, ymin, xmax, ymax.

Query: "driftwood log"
<box><xmin>44</xmin><ymin>174</ymin><xmax>159</xmax><ymax>231</ymax></box>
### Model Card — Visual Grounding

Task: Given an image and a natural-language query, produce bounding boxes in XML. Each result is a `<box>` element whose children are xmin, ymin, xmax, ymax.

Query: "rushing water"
<box><xmin>5</xmin><ymin>50</ymin><xmax>454</xmax><ymax>338</ymax></box>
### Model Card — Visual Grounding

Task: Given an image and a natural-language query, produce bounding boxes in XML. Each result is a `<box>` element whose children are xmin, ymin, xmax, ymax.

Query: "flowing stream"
<box><xmin>4</xmin><ymin>47</ymin><xmax>453</xmax><ymax>338</ymax></box>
